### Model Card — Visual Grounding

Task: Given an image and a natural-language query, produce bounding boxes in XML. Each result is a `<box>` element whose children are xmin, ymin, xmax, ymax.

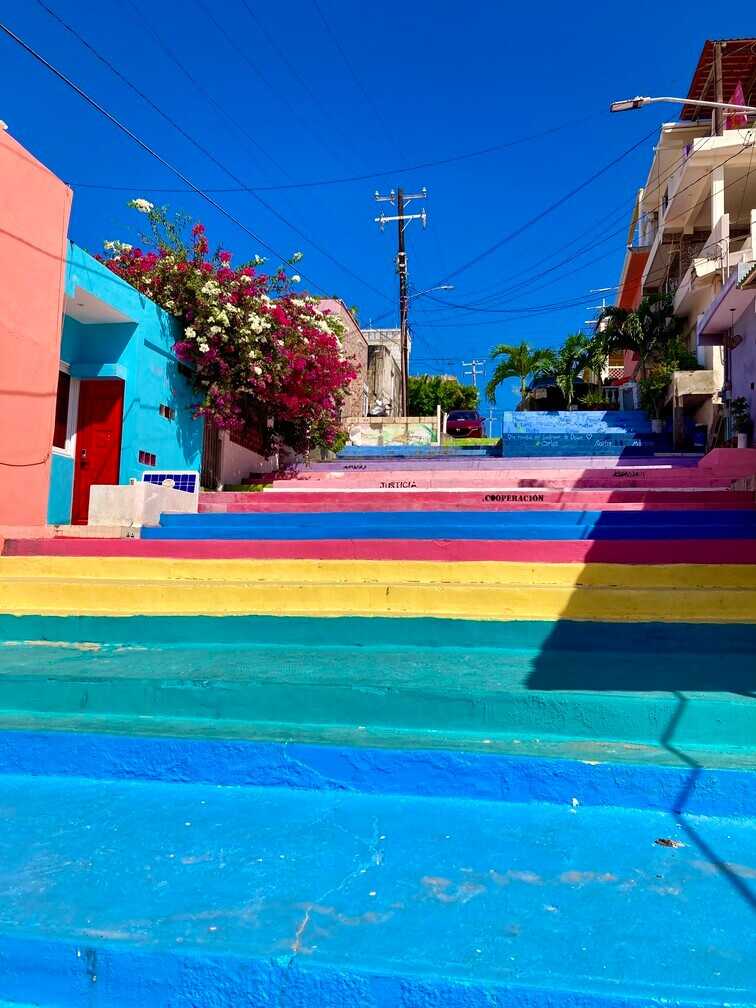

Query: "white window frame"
<box><xmin>51</xmin><ymin>361</ymin><xmax>79</xmax><ymax>460</ymax></box>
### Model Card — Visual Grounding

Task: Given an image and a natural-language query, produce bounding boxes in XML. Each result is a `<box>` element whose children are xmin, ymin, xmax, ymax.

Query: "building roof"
<box><xmin>681</xmin><ymin>39</ymin><xmax>756</xmax><ymax>121</ymax></box>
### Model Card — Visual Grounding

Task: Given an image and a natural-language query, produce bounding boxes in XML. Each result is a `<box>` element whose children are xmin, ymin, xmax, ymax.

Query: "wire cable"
<box><xmin>434</xmin><ymin>127</ymin><xmax>659</xmax><ymax>285</ymax></box>
<box><xmin>0</xmin><ymin>16</ymin><xmax>307</xmax><ymax>278</ymax></box>
<box><xmin>30</xmin><ymin>2</ymin><xmax>392</xmax><ymax>302</ymax></box>
<box><xmin>68</xmin><ymin>113</ymin><xmax>601</xmax><ymax>193</ymax></box>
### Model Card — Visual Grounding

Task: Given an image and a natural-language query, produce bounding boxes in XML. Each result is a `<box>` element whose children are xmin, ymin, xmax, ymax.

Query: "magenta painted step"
<box><xmin>7</xmin><ymin>537</ymin><xmax>756</xmax><ymax>563</ymax></box>
<box><xmin>199</xmin><ymin>489</ymin><xmax>755</xmax><ymax>513</ymax></box>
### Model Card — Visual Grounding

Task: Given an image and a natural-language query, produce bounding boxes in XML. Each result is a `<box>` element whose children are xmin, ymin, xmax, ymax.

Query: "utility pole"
<box><xmin>374</xmin><ymin>187</ymin><xmax>428</xmax><ymax>416</ymax></box>
<box><xmin>462</xmin><ymin>359</ymin><xmax>485</xmax><ymax>387</ymax></box>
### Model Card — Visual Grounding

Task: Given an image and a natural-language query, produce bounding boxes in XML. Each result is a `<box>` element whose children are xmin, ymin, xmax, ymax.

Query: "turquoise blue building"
<box><xmin>48</xmin><ymin>243</ymin><xmax>202</xmax><ymax>525</ymax></box>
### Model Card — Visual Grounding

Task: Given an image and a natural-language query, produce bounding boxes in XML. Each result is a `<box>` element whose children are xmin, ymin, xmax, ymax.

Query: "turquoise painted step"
<box><xmin>1</xmin><ymin>619</ymin><xmax>755</xmax><ymax>766</ymax></box>
<box><xmin>0</xmin><ymin>768</ymin><xmax>752</xmax><ymax>1006</ymax></box>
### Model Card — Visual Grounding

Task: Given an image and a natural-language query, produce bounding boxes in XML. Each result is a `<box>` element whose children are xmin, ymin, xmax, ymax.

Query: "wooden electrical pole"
<box><xmin>396</xmin><ymin>188</ymin><xmax>410</xmax><ymax>417</ymax></box>
<box><xmin>374</xmin><ymin>187</ymin><xmax>428</xmax><ymax>416</ymax></box>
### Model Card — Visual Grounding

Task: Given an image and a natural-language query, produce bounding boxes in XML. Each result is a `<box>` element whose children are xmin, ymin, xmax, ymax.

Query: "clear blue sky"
<box><xmin>2</xmin><ymin>2</ymin><xmax>753</xmax><ymax>408</ymax></box>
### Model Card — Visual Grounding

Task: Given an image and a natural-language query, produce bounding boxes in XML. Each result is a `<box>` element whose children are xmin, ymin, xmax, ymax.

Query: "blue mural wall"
<box><xmin>48</xmin><ymin>243</ymin><xmax>202</xmax><ymax>523</ymax></box>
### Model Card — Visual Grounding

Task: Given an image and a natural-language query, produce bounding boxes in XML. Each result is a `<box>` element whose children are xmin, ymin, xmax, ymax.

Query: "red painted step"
<box><xmin>7</xmin><ymin>537</ymin><xmax>756</xmax><ymax>563</ymax></box>
<box><xmin>199</xmin><ymin>489</ymin><xmax>755</xmax><ymax>513</ymax></box>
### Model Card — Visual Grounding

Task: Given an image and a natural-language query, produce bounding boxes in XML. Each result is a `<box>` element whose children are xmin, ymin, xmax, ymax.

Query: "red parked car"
<box><xmin>446</xmin><ymin>410</ymin><xmax>485</xmax><ymax>438</ymax></box>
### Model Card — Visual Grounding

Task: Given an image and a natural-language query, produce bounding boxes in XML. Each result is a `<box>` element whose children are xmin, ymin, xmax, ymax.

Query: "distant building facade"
<box><xmin>317</xmin><ymin>299</ymin><xmax>368</xmax><ymax>418</ymax></box>
<box><xmin>362</xmin><ymin>328</ymin><xmax>411</xmax><ymax>415</ymax></box>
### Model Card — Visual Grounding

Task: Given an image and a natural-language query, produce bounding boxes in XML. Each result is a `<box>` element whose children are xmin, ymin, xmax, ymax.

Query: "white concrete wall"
<box><xmin>88</xmin><ymin>482</ymin><xmax>196</xmax><ymax>527</ymax></box>
<box><xmin>219</xmin><ymin>431</ymin><xmax>276</xmax><ymax>484</ymax></box>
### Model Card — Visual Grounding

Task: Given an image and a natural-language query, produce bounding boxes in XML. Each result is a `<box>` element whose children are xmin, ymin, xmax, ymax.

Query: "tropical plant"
<box><xmin>485</xmin><ymin>341</ymin><xmax>555</xmax><ymax>406</ymax></box>
<box><xmin>731</xmin><ymin>397</ymin><xmax>753</xmax><ymax>435</ymax></box>
<box><xmin>598</xmin><ymin>293</ymin><xmax>685</xmax><ymax>381</ymax></box>
<box><xmin>580</xmin><ymin>389</ymin><xmax>618</xmax><ymax>411</ymax></box>
<box><xmin>408</xmin><ymin>375</ymin><xmax>478</xmax><ymax>415</ymax></box>
<box><xmin>542</xmin><ymin>332</ymin><xmax>593</xmax><ymax>409</ymax></box>
<box><xmin>583</xmin><ymin>328</ymin><xmax>615</xmax><ymax>388</ymax></box>
<box><xmin>100</xmin><ymin>202</ymin><xmax>356</xmax><ymax>455</ymax></box>
<box><xmin>638</xmin><ymin>367</ymin><xmax>672</xmax><ymax>420</ymax></box>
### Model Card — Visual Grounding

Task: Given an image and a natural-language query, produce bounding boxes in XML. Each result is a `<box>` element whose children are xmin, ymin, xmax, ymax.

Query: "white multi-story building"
<box><xmin>612</xmin><ymin>38</ymin><xmax>756</xmax><ymax>447</ymax></box>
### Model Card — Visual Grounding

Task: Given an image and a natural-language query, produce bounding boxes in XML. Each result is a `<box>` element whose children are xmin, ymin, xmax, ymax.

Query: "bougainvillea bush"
<box><xmin>100</xmin><ymin>201</ymin><xmax>356</xmax><ymax>454</ymax></box>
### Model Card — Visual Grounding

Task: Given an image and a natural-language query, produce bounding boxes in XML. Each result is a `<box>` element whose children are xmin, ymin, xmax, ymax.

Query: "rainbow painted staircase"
<box><xmin>0</xmin><ymin>446</ymin><xmax>755</xmax><ymax>1006</ymax></box>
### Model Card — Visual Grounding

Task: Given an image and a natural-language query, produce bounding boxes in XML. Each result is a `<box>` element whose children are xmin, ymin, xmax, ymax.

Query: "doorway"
<box><xmin>71</xmin><ymin>378</ymin><xmax>124</xmax><ymax>524</ymax></box>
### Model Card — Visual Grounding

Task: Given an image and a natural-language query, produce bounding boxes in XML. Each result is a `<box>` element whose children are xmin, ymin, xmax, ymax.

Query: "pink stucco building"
<box><xmin>317</xmin><ymin>299</ymin><xmax>368</xmax><ymax>418</ymax></box>
<box><xmin>0</xmin><ymin>127</ymin><xmax>72</xmax><ymax>535</ymax></box>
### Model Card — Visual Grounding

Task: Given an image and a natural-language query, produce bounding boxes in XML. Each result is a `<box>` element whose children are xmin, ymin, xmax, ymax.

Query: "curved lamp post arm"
<box><xmin>610</xmin><ymin>95</ymin><xmax>756</xmax><ymax>114</ymax></box>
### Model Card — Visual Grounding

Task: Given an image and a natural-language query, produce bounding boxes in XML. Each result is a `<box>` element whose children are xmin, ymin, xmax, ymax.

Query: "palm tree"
<box><xmin>598</xmin><ymin>293</ymin><xmax>684</xmax><ymax>381</ymax></box>
<box><xmin>543</xmin><ymin>332</ymin><xmax>592</xmax><ymax>409</ymax></box>
<box><xmin>485</xmin><ymin>341</ymin><xmax>555</xmax><ymax>407</ymax></box>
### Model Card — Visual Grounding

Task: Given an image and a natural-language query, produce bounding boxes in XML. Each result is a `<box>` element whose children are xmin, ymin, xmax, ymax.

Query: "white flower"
<box><xmin>291</xmin><ymin>251</ymin><xmax>303</xmax><ymax>263</ymax></box>
<box><xmin>210</xmin><ymin>325</ymin><xmax>222</xmax><ymax>335</ymax></box>
<box><xmin>291</xmin><ymin>274</ymin><xmax>301</xmax><ymax>284</ymax></box>
<box><xmin>128</xmin><ymin>198</ymin><xmax>154</xmax><ymax>214</ymax></box>
<box><xmin>184</xmin><ymin>327</ymin><xmax>197</xmax><ymax>340</ymax></box>
<box><xmin>198</xmin><ymin>341</ymin><xmax>210</xmax><ymax>353</ymax></box>
<box><xmin>254</xmin><ymin>366</ymin><xmax>262</xmax><ymax>375</ymax></box>
<box><xmin>239</xmin><ymin>274</ymin><xmax>253</xmax><ymax>284</ymax></box>
<box><xmin>201</xmin><ymin>280</ymin><xmax>221</xmax><ymax>296</ymax></box>
<box><xmin>252</xmin><ymin>255</ymin><xmax>266</xmax><ymax>266</ymax></box>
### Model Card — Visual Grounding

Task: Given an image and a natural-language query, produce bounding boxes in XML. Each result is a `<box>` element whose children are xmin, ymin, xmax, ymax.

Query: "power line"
<box><xmin>68</xmin><ymin>113</ymin><xmax>601</xmax><ymax>193</ymax></box>
<box><xmin>424</xmin><ymin>135</ymin><xmax>756</xmax><ymax>320</ymax></box>
<box><xmin>0</xmin><ymin>15</ymin><xmax>303</xmax><ymax>277</ymax></box>
<box><xmin>30</xmin><ymin>1</ymin><xmax>392</xmax><ymax>303</ymax></box>
<box><xmin>435</xmin><ymin>127</ymin><xmax>658</xmax><ymax>285</ymax></box>
<box><xmin>237</xmin><ymin>0</ymin><xmax>361</xmax><ymax>174</ymax></box>
<box><xmin>193</xmin><ymin>0</ymin><xmax>343</xmax><ymax>172</ymax></box>
<box><xmin>123</xmin><ymin>0</ymin><xmax>289</xmax><ymax>179</ymax></box>
<box><xmin>310</xmin><ymin>0</ymin><xmax>404</xmax><ymax>160</ymax></box>
<box><xmin>416</xmin><ymin>291</ymin><xmax>598</xmax><ymax>315</ymax></box>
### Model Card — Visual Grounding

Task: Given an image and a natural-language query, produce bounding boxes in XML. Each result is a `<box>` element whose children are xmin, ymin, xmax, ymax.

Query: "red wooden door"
<box><xmin>71</xmin><ymin>379</ymin><xmax>124</xmax><ymax>524</ymax></box>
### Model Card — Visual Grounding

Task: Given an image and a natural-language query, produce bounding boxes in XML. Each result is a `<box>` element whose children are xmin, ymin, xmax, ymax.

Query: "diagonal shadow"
<box><xmin>661</xmin><ymin>691</ymin><xmax>756</xmax><ymax>912</ymax></box>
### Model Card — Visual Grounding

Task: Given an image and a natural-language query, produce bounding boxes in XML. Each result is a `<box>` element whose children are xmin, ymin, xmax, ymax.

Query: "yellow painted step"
<box><xmin>0</xmin><ymin>558</ymin><xmax>755</xmax><ymax>622</ymax></box>
<box><xmin>2</xmin><ymin>556</ymin><xmax>756</xmax><ymax>589</ymax></box>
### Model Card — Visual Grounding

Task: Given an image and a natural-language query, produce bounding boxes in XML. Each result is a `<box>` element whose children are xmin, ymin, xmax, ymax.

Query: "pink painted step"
<box><xmin>200</xmin><ymin>489</ymin><xmax>755</xmax><ymax>513</ymax></box>
<box><xmin>262</xmin><ymin>470</ymin><xmax>740</xmax><ymax>490</ymax></box>
<box><xmin>7</xmin><ymin>537</ymin><xmax>756</xmax><ymax>563</ymax></box>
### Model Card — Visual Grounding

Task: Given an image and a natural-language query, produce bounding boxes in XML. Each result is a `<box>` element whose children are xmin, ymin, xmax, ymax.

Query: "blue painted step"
<box><xmin>0</xmin><ymin>756</ymin><xmax>752</xmax><ymax>1007</ymax></box>
<box><xmin>144</xmin><ymin>509</ymin><xmax>756</xmax><ymax>541</ymax></box>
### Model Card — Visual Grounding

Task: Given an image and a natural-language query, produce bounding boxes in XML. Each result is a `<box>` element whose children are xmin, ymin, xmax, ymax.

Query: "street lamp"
<box><xmin>610</xmin><ymin>95</ymin><xmax>756</xmax><ymax>114</ymax></box>
<box><xmin>408</xmin><ymin>284</ymin><xmax>455</xmax><ymax>301</ymax></box>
